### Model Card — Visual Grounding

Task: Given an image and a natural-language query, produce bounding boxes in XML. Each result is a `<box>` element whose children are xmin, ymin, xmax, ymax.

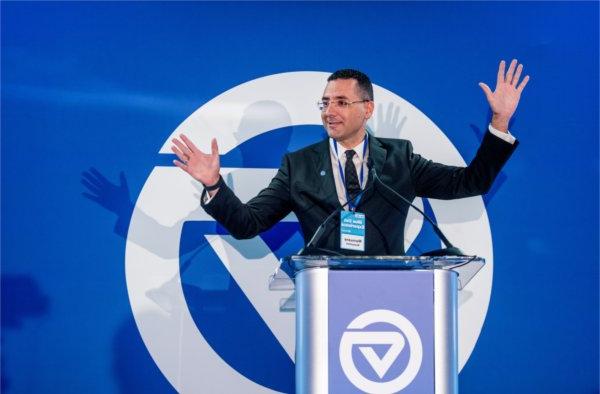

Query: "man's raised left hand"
<box><xmin>479</xmin><ymin>59</ymin><xmax>530</xmax><ymax>132</ymax></box>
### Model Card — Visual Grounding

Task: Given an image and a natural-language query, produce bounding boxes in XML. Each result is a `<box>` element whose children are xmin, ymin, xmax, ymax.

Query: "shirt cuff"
<box><xmin>488</xmin><ymin>124</ymin><xmax>516</xmax><ymax>144</ymax></box>
<box><xmin>203</xmin><ymin>190</ymin><xmax>214</xmax><ymax>204</ymax></box>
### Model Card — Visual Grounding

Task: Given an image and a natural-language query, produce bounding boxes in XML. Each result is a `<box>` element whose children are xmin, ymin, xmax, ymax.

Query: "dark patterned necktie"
<box><xmin>344</xmin><ymin>150</ymin><xmax>361</xmax><ymax>201</ymax></box>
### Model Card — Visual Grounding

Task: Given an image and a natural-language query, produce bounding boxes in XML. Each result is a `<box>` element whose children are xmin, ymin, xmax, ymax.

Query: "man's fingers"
<box><xmin>180</xmin><ymin>134</ymin><xmax>200</xmax><ymax>153</ymax></box>
<box><xmin>517</xmin><ymin>75</ymin><xmax>530</xmax><ymax>93</ymax></box>
<box><xmin>211</xmin><ymin>138</ymin><xmax>219</xmax><ymax>156</ymax></box>
<box><xmin>497</xmin><ymin>60</ymin><xmax>506</xmax><ymax>84</ymax></box>
<box><xmin>478</xmin><ymin>82</ymin><xmax>493</xmax><ymax>101</ymax></box>
<box><xmin>505</xmin><ymin>59</ymin><xmax>518</xmax><ymax>84</ymax></box>
<box><xmin>171</xmin><ymin>146</ymin><xmax>188</xmax><ymax>162</ymax></box>
<box><xmin>512</xmin><ymin>64</ymin><xmax>523</xmax><ymax>86</ymax></box>
<box><xmin>173</xmin><ymin>159</ymin><xmax>189</xmax><ymax>172</ymax></box>
<box><xmin>172</xmin><ymin>138</ymin><xmax>192</xmax><ymax>156</ymax></box>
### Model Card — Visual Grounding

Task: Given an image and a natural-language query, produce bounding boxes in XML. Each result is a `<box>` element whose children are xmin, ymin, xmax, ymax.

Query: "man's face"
<box><xmin>321</xmin><ymin>78</ymin><xmax>374</xmax><ymax>146</ymax></box>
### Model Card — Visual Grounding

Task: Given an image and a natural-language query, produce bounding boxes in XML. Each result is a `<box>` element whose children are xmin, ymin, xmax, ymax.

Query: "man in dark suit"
<box><xmin>171</xmin><ymin>61</ymin><xmax>529</xmax><ymax>255</ymax></box>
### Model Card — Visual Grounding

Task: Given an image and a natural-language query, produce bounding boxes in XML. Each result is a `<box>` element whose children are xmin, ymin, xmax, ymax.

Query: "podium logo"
<box><xmin>339</xmin><ymin>309</ymin><xmax>423</xmax><ymax>393</ymax></box>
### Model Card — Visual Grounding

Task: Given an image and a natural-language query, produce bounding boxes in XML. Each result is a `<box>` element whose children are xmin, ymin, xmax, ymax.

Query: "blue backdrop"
<box><xmin>2</xmin><ymin>2</ymin><xmax>598</xmax><ymax>393</ymax></box>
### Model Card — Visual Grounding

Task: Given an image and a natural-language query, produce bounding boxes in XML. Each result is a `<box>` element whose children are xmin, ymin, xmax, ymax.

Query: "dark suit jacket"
<box><xmin>202</xmin><ymin>131</ymin><xmax>517</xmax><ymax>255</ymax></box>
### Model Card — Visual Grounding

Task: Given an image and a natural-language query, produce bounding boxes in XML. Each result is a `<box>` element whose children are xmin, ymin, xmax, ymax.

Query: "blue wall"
<box><xmin>2</xmin><ymin>2</ymin><xmax>598</xmax><ymax>393</ymax></box>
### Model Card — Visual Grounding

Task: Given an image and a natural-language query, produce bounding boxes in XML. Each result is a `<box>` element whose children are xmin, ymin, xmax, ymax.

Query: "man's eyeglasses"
<box><xmin>317</xmin><ymin>99</ymin><xmax>370</xmax><ymax>111</ymax></box>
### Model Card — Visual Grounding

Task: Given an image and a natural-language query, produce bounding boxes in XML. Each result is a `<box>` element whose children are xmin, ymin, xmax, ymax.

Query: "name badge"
<box><xmin>340</xmin><ymin>211</ymin><xmax>366</xmax><ymax>251</ymax></box>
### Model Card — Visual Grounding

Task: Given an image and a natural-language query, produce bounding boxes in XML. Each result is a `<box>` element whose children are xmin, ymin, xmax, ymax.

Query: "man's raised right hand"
<box><xmin>171</xmin><ymin>135</ymin><xmax>221</xmax><ymax>188</ymax></box>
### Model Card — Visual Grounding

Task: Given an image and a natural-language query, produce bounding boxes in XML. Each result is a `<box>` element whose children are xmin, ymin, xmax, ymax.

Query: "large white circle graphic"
<box><xmin>125</xmin><ymin>71</ymin><xmax>494</xmax><ymax>392</ymax></box>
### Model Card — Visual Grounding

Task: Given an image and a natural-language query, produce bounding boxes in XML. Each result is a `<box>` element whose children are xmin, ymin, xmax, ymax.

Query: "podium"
<box><xmin>269</xmin><ymin>255</ymin><xmax>484</xmax><ymax>394</ymax></box>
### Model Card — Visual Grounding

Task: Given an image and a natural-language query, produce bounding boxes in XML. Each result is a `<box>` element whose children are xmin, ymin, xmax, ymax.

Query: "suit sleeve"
<box><xmin>201</xmin><ymin>154</ymin><xmax>293</xmax><ymax>239</ymax></box>
<box><xmin>409</xmin><ymin>131</ymin><xmax>518</xmax><ymax>199</ymax></box>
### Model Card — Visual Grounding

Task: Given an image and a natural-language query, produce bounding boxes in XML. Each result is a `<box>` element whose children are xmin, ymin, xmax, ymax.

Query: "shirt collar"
<box><xmin>329</xmin><ymin>135</ymin><xmax>368</xmax><ymax>162</ymax></box>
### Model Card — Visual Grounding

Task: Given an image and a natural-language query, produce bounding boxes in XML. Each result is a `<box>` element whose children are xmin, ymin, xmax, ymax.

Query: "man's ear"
<box><xmin>364</xmin><ymin>100</ymin><xmax>375</xmax><ymax>120</ymax></box>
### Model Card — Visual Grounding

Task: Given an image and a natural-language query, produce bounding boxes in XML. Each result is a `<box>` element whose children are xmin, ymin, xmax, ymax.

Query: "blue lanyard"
<box><xmin>333</xmin><ymin>133</ymin><xmax>369</xmax><ymax>211</ymax></box>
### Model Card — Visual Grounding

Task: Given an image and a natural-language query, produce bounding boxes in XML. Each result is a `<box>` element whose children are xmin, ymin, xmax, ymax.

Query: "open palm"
<box><xmin>479</xmin><ymin>59</ymin><xmax>530</xmax><ymax>130</ymax></box>
<box><xmin>171</xmin><ymin>135</ymin><xmax>221</xmax><ymax>186</ymax></box>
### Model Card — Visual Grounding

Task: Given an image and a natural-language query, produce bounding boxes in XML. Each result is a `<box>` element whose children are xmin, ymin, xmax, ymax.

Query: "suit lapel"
<box><xmin>359</xmin><ymin>135</ymin><xmax>387</xmax><ymax>206</ymax></box>
<box><xmin>310</xmin><ymin>140</ymin><xmax>341</xmax><ymax>210</ymax></box>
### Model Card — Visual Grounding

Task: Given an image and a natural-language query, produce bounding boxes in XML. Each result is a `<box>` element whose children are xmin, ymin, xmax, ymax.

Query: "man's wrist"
<box><xmin>488</xmin><ymin>123</ymin><xmax>516</xmax><ymax>144</ymax></box>
<box><xmin>203</xmin><ymin>175</ymin><xmax>223</xmax><ymax>191</ymax></box>
<box><xmin>491</xmin><ymin>115</ymin><xmax>510</xmax><ymax>133</ymax></box>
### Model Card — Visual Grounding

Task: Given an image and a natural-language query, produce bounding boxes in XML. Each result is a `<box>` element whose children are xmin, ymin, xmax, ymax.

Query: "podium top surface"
<box><xmin>271</xmin><ymin>255</ymin><xmax>485</xmax><ymax>291</ymax></box>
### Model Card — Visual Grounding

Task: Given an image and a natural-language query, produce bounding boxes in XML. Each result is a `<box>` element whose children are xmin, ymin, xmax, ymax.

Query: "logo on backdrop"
<box><xmin>124</xmin><ymin>72</ymin><xmax>495</xmax><ymax>392</ymax></box>
<box><xmin>340</xmin><ymin>310</ymin><xmax>423</xmax><ymax>393</ymax></box>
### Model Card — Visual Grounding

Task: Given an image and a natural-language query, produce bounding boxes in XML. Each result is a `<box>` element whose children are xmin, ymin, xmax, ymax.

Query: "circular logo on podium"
<box><xmin>340</xmin><ymin>309</ymin><xmax>423</xmax><ymax>393</ymax></box>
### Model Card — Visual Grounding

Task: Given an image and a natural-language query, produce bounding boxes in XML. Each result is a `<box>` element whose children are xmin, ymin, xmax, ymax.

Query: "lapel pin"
<box><xmin>320</xmin><ymin>170</ymin><xmax>326</xmax><ymax>176</ymax></box>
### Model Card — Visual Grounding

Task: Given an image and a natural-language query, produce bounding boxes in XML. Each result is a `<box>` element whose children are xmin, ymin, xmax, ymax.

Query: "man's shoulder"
<box><xmin>287</xmin><ymin>138</ymin><xmax>329</xmax><ymax>159</ymax></box>
<box><xmin>373</xmin><ymin>135</ymin><xmax>411</xmax><ymax>146</ymax></box>
<box><xmin>371</xmin><ymin>135</ymin><xmax>413</xmax><ymax>155</ymax></box>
